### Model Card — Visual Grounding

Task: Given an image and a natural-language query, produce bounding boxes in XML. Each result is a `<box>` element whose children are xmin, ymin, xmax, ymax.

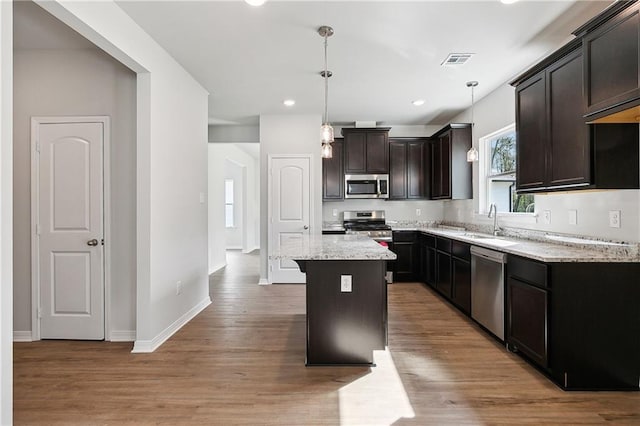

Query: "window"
<box><xmin>480</xmin><ymin>124</ymin><xmax>534</xmax><ymax>214</ymax></box>
<box><xmin>225</xmin><ymin>179</ymin><xmax>234</xmax><ymax>228</ymax></box>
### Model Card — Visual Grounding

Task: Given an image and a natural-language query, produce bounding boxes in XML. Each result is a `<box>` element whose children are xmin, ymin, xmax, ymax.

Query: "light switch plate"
<box><xmin>416</xmin><ymin>208</ymin><xmax>421</xmax><ymax>217</ymax></box>
<box><xmin>542</xmin><ymin>210</ymin><xmax>551</xmax><ymax>225</ymax></box>
<box><xmin>199</xmin><ymin>192</ymin><xmax>205</xmax><ymax>204</ymax></box>
<box><xmin>333</xmin><ymin>209</ymin><xmax>338</xmax><ymax>217</ymax></box>
<box><xmin>609</xmin><ymin>210</ymin><xmax>621</xmax><ymax>228</ymax></box>
<box><xmin>340</xmin><ymin>275</ymin><xmax>352</xmax><ymax>293</ymax></box>
<box><xmin>568</xmin><ymin>210</ymin><xmax>577</xmax><ymax>225</ymax></box>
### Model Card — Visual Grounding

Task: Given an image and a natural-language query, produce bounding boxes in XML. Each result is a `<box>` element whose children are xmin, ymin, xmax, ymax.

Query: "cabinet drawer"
<box><xmin>392</xmin><ymin>231</ymin><xmax>416</xmax><ymax>242</ymax></box>
<box><xmin>508</xmin><ymin>255</ymin><xmax>548</xmax><ymax>288</ymax></box>
<box><xmin>436</xmin><ymin>237</ymin><xmax>451</xmax><ymax>253</ymax></box>
<box><xmin>421</xmin><ymin>233</ymin><xmax>436</xmax><ymax>248</ymax></box>
<box><xmin>451</xmin><ymin>240</ymin><xmax>471</xmax><ymax>261</ymax></box>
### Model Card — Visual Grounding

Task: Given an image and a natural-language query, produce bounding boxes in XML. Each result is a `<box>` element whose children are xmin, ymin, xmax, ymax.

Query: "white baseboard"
<box><xmin>258</xmin><ymin>277</ymin><xmax>270</xmax><ymax>285</ymax></box>
<box><xmin>131</xmin><ymin>296</ymin><xmax>211</xmax><ymax>353</ymax></box>
<box><xmin>242</xmin><ymin>246</ymin><xmax>259</xmax><ymax>254</ymax></box>
<box><xmin>226</xmin><ymin>246</ymin><xmax>242</xmax><ymax>250</ymax></box>
<box><xmin>110</xmin><ymin>330</ymin><xmax>136</xmax><ymax>342</ymax></box>
<box><xmin>13</xmin><ymin>331</ymin><xmax>33</xmax><ymax>342</ymax></box>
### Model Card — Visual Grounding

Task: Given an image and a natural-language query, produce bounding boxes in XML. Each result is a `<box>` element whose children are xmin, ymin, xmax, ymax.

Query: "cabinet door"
<box><xmin>366</xmin><ymin>131</ymin><xmax>389</xmax><ymax>173</ymax></box>
<box><xmin>516</xmin><ymin>74</ymin><xmax>547</xmax><ymax>190</ymax></box>
<box><xmin>507</xmin><ymin>277</ymin><xmax>548</xmax><ymax>368</ymax></box>
<box><xmin>431</xmin><ymin>140</ymin><xmax>442</xmax><ymax>198</ymax></box>
<box><xmin>436</xmin><ymin>251</ymin><xmax>451</xmax><ymax>298</ymax></box>
<box><xmin>407</xmin><ymin>141</ymin><xmax>425</xmax><ymax>198</ymax></box>
<box><xmin>322</xmin><ymin>140</ymin><xmax>344</xmax><ymax>200</ymax></box>
<box><xmin>389</xmin><ymin>141</ymin><xmax>407</xmax><ymax>199</ymax></box>
<box><xmin>393</xmin><ymin>241</ymin><xmax>416</xmax><ymax>282</ymax></box>
<box><xmin>584</xmin><ymin>4</ymin><xmax>640</xmax><ymax>116</ymax></box>
<box><xmin>439</xmin><ymin>133</ymin><xmax>451</xmax><ymax>199</ymax></box>
<box><xmin>344</xmin><ymin>132</ymin><xmax>366</xmax><ymax>174</ymax></box>
<box><xmin>452</xmin><ymin>258</ymin><xmax>471</xmax><ymax>315</ymax></box>
<box><xmin>547</xmin><ymin>51</ymin><xmax>590</xmax><ymax>187</ymax></box>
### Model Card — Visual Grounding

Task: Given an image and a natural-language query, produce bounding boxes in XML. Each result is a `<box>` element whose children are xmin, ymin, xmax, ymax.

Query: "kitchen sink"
<box><xmin>463</xmin><ymin>233</ymin><xmax>519</xmax><ymax>247</ymax></box>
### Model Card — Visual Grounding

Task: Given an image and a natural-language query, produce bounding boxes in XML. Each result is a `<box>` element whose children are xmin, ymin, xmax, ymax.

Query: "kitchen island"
<box><xmin>272</xmin><ymin>234</ymin><xmax>396</xmax><ymax>366</ymax></box>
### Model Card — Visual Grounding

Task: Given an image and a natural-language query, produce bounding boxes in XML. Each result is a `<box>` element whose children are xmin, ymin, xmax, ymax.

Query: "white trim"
<box><xmin>209</xmin><ymin>261</ymin><xmax>227</xmax><ymax>275</ymax></box>
<box><xmin>13</xmin><ymin>331</ymin><xmax>32</xmax><ymax>343</ymax></box>
<box><xmin>242</xmin><ymin>246</ymin><xmax>259</xmax><ymax>254</ymax></box>
<box><xmin>258</xmin><ymin>278</ymin><xmax>271</xmax><ymax>286</ymax></box>
<box><xmin>225</xmin><ymin>245</ymin><xmax>243</xmax><ymax>250</ymax></box>
<box><xmin>131</xmin><ymin>296</ymin><xmax>211</xmax><ymax>353</ymax></box>
<box><xmin>30</xmin><ymin>116</ymin><xmax>111</xmax><ymax>341</ymax></box>
<box><xmin>109</xmin><ymin>330</ymin><xmax>136</xmax><ymax>342</ymax></box>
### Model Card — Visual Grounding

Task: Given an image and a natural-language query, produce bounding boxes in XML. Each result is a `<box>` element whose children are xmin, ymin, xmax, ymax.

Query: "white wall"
<box><xmin>35</xmin><ymin>1</ymin><xmax>210</xmax><ymax>351</ymax></box>
<box><xmin>12</xmin><ymin>47</ymin><xmax>137</xmax><ymax>338</ymax></box>
<box><xmin>0</xmin><ymin>1</ymin><xmax>13</xmax><ymax>422</ymax></box>
<box><xmin>259</xmin><ymin>114</ymin><xmax>322</xmax><ymax>283</ymax></box>
<box><xmin>208</xmin><ymin>143</ymin><xmax>260</xmax><ymax>274</ymax></box>
<box><xmin>323</xmin><ymin>199</ymin><xmax>444</xmax><ymax>223</ymax></box>
<box><xmin>447</xmin><ymin>83</ymin><xmax>640</xmax><ymax>242</ymax></box>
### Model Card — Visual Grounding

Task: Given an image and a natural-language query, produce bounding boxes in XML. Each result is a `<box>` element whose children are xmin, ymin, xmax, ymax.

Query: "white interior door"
<box><xmin>35</xmin><ymin>119</ymin><xmax>105</xmax><ymax>340</ymax></box>
<box><xmin>269</xmin><ymin>156</ymin><xmax>311</xmax><ymax>283</ymax></box>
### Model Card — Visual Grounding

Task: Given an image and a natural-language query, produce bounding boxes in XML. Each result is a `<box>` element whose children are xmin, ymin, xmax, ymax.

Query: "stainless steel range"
<box><xmin>343</xmin><ymin>210</ymin><xmax>392</xmax><ymax>243</ymax></box>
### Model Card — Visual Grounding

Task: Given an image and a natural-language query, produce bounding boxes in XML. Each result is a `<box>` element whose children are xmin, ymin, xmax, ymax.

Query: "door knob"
<box><xmin>303</xmin><ymin>225</ymin><xmax>309</xmax><ymax>230</ymax></box>
<box><xmin>87</xmin><ymin>239</ymin><xmax>99</xmax><ymax>246</ymax></box>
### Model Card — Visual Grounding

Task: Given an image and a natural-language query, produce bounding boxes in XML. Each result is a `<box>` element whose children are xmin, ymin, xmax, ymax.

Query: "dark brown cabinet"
<box><xmin>430</xmin><ymin>124</ymin><xmax>471</xmax><ymax>200</ymax></box>
<box><xmin>322</xmin><ymin>139</ymin><xmax>344</xmax><ymax>201</ymax></box>
<box><xmin>435</xmin><ymin>237</ymin><xmax>452</xmax><ymax>298</ymax></box>
<box><xmin>342</xmin><ymin>128</ymin><xmax>390</xmax><ymax>174</ymax></box>
<box><xmin>392</xmin><ymin>231</ymin><xmax>417</xmax><ymax>282</ymax></box>
<box><xmin>506</xmin><ymin>256</ymin><xmax>549</xmax><ymax>369</ymax></box>
<box><xmin>389</xmin><ymin>138</ymin><xmax>429</xmax><ymax>200</ymax></box>
<box><xmin>577</xmin><ymin>1</ymin><xmax>640</xmax><ymax>121</ymax></box>
<box><xmin>451</xmin><ymin>241</ymin><xmax>471</xmax><ymax>315</ymax></box>
<box><xmin>513</xmin><ymin>40</ymin><xmax>639</xmax><ymax>192</ymax></box>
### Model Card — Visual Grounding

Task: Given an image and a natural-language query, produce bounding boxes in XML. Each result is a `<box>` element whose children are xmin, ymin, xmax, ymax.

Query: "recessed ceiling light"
<box><xmin>412</xmin><ymin>99</ymin><xmax>425</xmax><ymax>106</ymax></box>
<box><xmin>245</xmin><ymin>0</ymin><xmax>266</xmax><ymax>6</ymax></box>
<box><xmin>283</xmin><ymin>99</ymin><xmax>295</xmax><ymax>107</ymax></box>
<box><xmin>501</xmin><ymin>0</ymin><xmax>519</xmax><ymax>4</ymax></box>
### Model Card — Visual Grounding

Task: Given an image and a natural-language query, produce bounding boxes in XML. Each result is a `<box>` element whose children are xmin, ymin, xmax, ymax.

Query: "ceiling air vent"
<box><xmin>441</xmin><ymin>53</ymin><xmax>474</xmax><ymax>66</ymax></box>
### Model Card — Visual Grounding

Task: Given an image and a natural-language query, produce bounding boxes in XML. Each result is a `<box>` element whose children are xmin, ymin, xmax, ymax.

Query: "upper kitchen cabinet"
<box><xmin>322</xmin><ymin>139</ymin><xmax>344</xmax><ymax>201</ymax></box>
<box><xmin>574</xmin><ymin>0</ymin><xmax>640</xmax><ymax>123</ymax></box>
<box><xmin>430</xmin><ymin>124</ymin><xmax>472</xmax><ymax>200</ymax></box>
<box><xmin>389</xmin><ymin>138</ymin><xmax>430</xmax><ymax>200</ymax></box>
<box><xmin>342</xmin><ymin>127</ymin><xmax>390</xmax><ymax>174</ymax></box>
<box><xmin>512</xmin><ymin>38</ymin><xmax>640</xmax><ymax>192</ymax></box>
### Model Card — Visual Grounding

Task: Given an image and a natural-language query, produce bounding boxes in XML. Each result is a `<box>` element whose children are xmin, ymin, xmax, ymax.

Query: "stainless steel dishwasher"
<box><xmin>471</xmin><ymin>246</ymin><xmax>507</xmax><ymax>341</ymax></box>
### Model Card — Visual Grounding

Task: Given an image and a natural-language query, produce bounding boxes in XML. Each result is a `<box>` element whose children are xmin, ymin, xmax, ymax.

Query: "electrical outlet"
<box><xmin>609</xmin><ymin>210</ymin><xmax>621</xmax><ymax>228</ymax></box>
<box><xmin>568</xmin><ymin>210</ymin><xmax>577</xmax><ymax>225</ymax></box>
<box><xmin>199</xmin><ymin>192</ymin><xmax>205</xmax><ymax>204</ymax></box>
<box><xmin>176</xmin><ymin>281</ymin><xmax>182</xmax><ymax>295</ymax></box>
<box><xmin>332</xmin><ymin>209</ymin><xmax>338</xmax><ymax>217</ymax></box>
<box><xmin>340</xmin><ymin>275</ymin><xmax>352</xmax><ymax>293</ymax></box>
<box><xmin>542</xmin><ymin>210</ymin><xmax>551</xmax><ymax>225</ymax></box>
<box><xmin>416</xmin><ymin>208</ymin><xmax>421</xmax><ymax>217</ymax></box>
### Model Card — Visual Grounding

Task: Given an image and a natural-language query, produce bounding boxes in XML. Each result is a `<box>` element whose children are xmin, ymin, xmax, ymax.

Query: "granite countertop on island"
<box><xmin>271</xmin><ymin>234</ymin><xmax>397</xmax><ymax>261</ymax></box>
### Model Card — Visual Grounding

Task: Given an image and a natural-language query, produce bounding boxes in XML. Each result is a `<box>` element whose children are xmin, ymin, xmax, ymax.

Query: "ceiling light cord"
<box><xmin>323</xmin><ymin>32</ymin><xmax>329</xmax><ymax>124</ymax></box>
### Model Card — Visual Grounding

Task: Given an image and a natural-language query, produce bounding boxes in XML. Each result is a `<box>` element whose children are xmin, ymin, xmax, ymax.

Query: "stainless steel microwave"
<box><xmin>344</xmin><ymin>174</ymin><xmax>389</xmax><ymax>199</ymax></box>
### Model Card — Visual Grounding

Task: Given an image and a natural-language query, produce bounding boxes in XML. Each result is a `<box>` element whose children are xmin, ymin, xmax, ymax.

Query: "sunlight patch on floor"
<box><xmin>338</xmin><ymin>349</ymin><xmax>415</xmax><ymax>426</ymax></box>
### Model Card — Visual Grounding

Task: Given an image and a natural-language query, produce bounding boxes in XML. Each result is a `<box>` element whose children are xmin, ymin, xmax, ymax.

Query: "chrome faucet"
<box><xmin>488</xmin><ymin>203</ymin><xmax>501</xmax><ymax>236</ymax></box>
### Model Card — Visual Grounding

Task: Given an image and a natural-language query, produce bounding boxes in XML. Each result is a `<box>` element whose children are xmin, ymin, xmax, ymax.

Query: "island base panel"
<box><xmin>305</xmin><ymin>260</ymin><xmax>387</xmax><ymax>365</ymax></box>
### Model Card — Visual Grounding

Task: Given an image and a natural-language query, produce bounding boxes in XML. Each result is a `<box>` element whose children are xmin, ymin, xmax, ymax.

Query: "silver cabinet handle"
<box><xmin>87</xmin><ymin>239</ymin><xmax>99</xmax><ymax>246</ymax></box>
<box><xmin>303</xmin><ymin>225</ymin><xmax>309</xmax><ymax>230</ymax></box>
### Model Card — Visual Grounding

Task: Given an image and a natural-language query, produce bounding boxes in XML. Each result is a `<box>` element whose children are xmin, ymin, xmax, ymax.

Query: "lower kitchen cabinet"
<box><xmin>392</xmin><ymin>231</ymin><xmax>417</xmax><ymax>282</ymax></box>
<box><xmin>451</xmin><ymin>241</ymin><xmax>471</xmax><ymax>315</ymax></box>
<box><xmin>435</xmin><ymin>244</ymin><xmax>451</xmax><ymax>298</ymax></box>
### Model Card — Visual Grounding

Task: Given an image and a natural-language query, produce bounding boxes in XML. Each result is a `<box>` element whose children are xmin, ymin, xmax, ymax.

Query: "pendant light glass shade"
<box><xmin>321</xmin><ymin>142</ymin><xmax>333</xmax><ymax>159</ymax></box>
<box><xmin>466</xmin><ymin>81</ymin><xmax>479</xmax><ymax>162</ymax></box>
<box><xmin>319</xmin><ymin>26</ymin><xmax>334</xmax><ymax>159</ymax></box>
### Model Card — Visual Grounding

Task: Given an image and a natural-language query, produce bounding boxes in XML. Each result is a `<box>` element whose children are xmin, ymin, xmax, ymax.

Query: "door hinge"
<box><xmin>101</xmin><ymin>238</ymin><xmax>104</xmax><ymax>246</ymax></box>
<box><xmin>35</xmin><ymin>223</ymin><xmax>40</xmax><ymax>236</ymax></box>
<box><xmin>37</xmin><ymin>307</ymin><xmax>42</xmax><ymax>319</ymax></box>
<box><xmin>35</xmin><ymin>141</ymin><xmax>40</xmax><ymax>153</ymax></box>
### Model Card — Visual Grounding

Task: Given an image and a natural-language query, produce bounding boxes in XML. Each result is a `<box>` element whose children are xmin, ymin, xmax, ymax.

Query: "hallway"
<box><xmin>13</xmin><ymin>250</ymin><xmax>640</xmax><ymax>424</ymax></box>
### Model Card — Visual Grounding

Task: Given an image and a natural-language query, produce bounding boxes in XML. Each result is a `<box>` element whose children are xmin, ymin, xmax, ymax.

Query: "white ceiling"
<box><xmin>115</xmin><ymin>0</ymin><xmax>610</xmax><ymax>127</ymax></box>
<box><xmin>16</xmin><ymin>0</ymin><xmax>612</xmax><ymax>127</ymax></box>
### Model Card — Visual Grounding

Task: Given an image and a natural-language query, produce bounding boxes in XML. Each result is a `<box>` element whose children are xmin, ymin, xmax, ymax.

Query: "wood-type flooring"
<box><xmin>13</xmin><ymin>250</ymin><xmax>640</xmax><ymax>425</ymax></box>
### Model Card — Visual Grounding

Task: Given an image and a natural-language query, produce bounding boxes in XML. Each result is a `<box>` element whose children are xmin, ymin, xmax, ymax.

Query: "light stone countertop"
<box><xmin>270</xmin><ymin>234</ymin><xmax>397</xmax><ymax>261</ymax></box>
<box><xmin>394</xmin><ymin>226</ymin><xmax>639</xmax><ymax>263</ymax></box>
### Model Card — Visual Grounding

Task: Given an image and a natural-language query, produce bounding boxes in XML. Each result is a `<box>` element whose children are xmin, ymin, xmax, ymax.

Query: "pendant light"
<box><xmin>319</xmin><ymin>25</ymin><xmax>334</xmax><ymax>159</ymax></box>
<box><xmin>466</xmin><ymin>81</ymin><xmax>479</xmax><ymax>162</ymax></box>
